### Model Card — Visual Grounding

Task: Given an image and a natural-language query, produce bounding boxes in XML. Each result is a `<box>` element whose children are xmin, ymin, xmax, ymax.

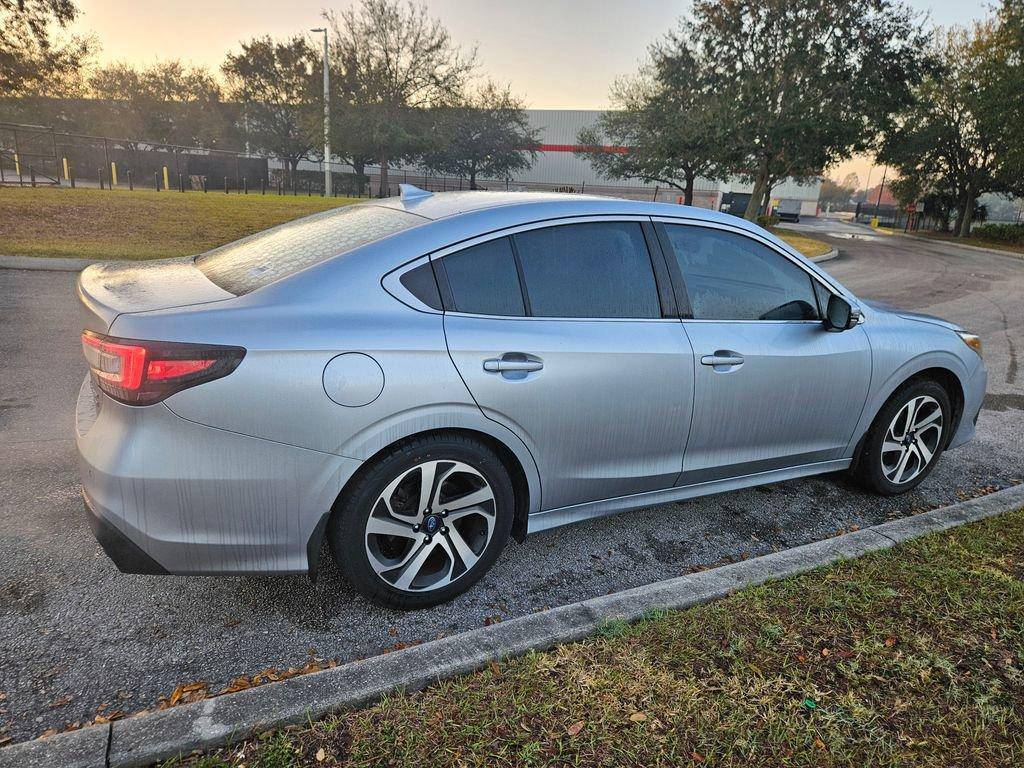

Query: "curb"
<box><xmin>849</xmin><ymin>224</ymin><xmax>1023</xmax><ymax>260</ymax></box>
<box><xmin>896</xmin><ymin>232</ymin><xmax>1024</xmax><ymax>260</ymax></box>
<box><xmin>0</xmin><ymin>255</ymin><xmax>98</xmax><ymax>272</ymax></box>
<box><xmin>3</xmin><ymin>483</ymin><xmax>1023</xmax><ymax>768</ymax></box>
<box><xmin>810</xmin><ymin>246</ymin><xmax>839</xmax><ymax>263</ymax></box>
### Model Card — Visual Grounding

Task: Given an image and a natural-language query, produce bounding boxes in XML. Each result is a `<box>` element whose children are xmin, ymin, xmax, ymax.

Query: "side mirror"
<box><xmin>824</xmin><ymin>294</ymin><xmax>860</xmax><ymax>331</ymax></box>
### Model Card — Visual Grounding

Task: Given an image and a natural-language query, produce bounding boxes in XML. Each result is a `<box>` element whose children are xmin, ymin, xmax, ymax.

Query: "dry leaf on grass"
<box><xmin>566</xmin><ymin>720</ymin><xmax>585</xmax><ymax>737</ymax></box>
<box><xmin>629</xmin><ymin>712</ymin><xmax>647</xmax><ymax>722</ymax></box>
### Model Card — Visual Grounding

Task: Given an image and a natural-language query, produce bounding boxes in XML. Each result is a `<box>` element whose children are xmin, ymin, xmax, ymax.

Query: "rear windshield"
<box><xmin>195</xmin><ymin>204</ymin><xmax>422</xmax><ymax>295</ymax></box>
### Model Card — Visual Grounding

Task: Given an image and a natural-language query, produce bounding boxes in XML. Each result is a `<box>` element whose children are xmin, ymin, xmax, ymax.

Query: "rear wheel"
<box><xmin>854</xmin><ymin>379</ymin><xmax>951</xmax><ymax>495</ymax></box>
<box><xmin>329</xmin><ymin>434</ymin><xmax>514</xmax><ymax>609</ymax></box>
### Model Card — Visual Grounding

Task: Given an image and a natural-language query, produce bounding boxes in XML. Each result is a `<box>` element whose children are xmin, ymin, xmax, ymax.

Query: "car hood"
<box><xmin>862</xmin><ymin>299</ymin><xmax>963</xmax><ymax>332</ymax></box>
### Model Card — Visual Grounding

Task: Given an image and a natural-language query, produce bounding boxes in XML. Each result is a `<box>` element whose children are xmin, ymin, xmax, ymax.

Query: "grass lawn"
<box><xmin>909</xmin><ymin>230</ymin><xmax>1024</xmax><ymax>256</ymax></box>
<box><xmin>167</xmin><ymin>508</ymin><xmax>1024</xmax><ymax>768</ymax></box>
<box><xmin>0</xmin><ymin>187</ymin><xmax>360</xmax><ymax>260</ymax></box>
<box><xmin>0</xmin><ymin>187</ymin><xmax>835</xmax><ymax>262</ymax></box>
<box><xmin>773</xmin><ymin>227</ymin><xmax>833</xmax><ymax>259</ymax></box>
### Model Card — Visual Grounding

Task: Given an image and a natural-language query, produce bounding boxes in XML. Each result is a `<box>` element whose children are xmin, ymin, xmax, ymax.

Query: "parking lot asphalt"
<box><xmin>2</xmin><ymin>220</ymin><xmax>1023</xmax><ymax>744</ymax></box>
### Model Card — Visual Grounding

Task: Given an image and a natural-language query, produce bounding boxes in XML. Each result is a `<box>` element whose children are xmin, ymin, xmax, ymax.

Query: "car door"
<box><xmin>654</xmin><ymin>220</ymin><xmax>872</xmax><ymax>483</ymax></box>
<box><xmin>438</xmin><ymin>218</ymin><xmax>695</xmax><ymax>511</ymax></box>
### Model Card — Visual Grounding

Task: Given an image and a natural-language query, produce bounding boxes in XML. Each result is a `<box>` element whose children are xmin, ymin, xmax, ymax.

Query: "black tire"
<box><xmin>328</xmin><ymin>433</ymin><xmax>514</xmax><ymax>609</ymax></box>
<box><xmin>854</xmin><ymin>378</ymin><xmax>952</xmax><ymax>495</ymax></box>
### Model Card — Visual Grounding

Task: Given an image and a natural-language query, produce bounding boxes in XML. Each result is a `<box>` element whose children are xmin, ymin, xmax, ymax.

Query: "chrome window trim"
<box><xmin>430</xmin><ymin>215</ymin><xmax>671</xmax><ymax>323</ymax></box>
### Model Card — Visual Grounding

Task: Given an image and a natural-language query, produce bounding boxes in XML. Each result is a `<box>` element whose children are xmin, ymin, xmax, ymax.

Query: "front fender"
<box><xmin>848</xmin><ymin>319</ymin><xmax>982</xmax><ymax>459</ymax></box>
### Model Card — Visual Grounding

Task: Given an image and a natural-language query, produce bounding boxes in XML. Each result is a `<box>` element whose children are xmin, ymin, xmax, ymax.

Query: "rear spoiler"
<box><xmin>76</xmin><ymin>257</ymin><xmax>234</xmax><ymax>333</ymax></box>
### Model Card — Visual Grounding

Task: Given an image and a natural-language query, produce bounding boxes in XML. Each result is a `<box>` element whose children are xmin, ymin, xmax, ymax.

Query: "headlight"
<box><xmin>956</xmin><ymin>331</ymin><xmax>982</xmax><ymax>357</ymax></box>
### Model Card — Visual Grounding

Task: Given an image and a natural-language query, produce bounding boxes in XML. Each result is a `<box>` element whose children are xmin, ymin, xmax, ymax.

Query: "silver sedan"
<box><xmin>75</xmin><ymin>189</ymin><xmax>986</xmax><ymax>608</ymax></box>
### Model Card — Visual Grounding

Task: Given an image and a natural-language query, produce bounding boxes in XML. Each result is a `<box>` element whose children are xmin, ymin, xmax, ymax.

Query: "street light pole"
<box><xmin>311</xmin><ymin>27</ymin><xmax>331</xmax><ymax>197</ymax></box>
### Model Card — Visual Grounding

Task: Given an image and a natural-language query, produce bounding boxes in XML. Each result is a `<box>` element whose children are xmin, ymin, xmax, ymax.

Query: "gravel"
<box><xmin>1</xmin><ymin>222</ymin><xmax>1022</xmax><ymax>745</ymax></box>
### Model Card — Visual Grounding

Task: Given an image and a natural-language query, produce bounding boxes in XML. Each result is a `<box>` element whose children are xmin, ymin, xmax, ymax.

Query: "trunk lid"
<box><xmin>77</xmin><ymin>257</ymin><xmax>235</xmax><ymax>333</ymax></box>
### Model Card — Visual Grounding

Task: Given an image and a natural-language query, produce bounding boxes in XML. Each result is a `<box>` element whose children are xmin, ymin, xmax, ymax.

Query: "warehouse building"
<box><xmin>512</xmin><ymin>109</ymin><xmax>821</xmax><ymax>216</ymax></box>
<box><xmin>320</xmin><ymin>108</ymin><xmax>822</xmax><ymax>215</ymax></box>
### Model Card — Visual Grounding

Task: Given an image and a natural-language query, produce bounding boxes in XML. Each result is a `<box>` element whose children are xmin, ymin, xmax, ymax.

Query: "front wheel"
<box><xmin>854</xmin><ymin>379</ymin><xmax>951</xmax><ymax>495</ymax></box>
<box><xmin>328</xmin><ymin>434</ymin><xmax>514</xmax><ymax>609</ymax></box>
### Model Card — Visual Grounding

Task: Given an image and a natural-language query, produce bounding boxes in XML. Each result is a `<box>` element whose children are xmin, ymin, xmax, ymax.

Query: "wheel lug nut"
<box><xmin>424</xmin><ymin>535</ymin><xmax>432</xmax><ymax>543</ymax></box>
<box><xmin>441</xmin><ymin>527</ymin><xmax>449</xmax><ymax>535</ymax></box>
<box><xmin>441</xmin><ymin>510</ymin><xmax>448</xmax><ymax>517</ymax></box>
<box><xmin>413</xmin><ymin>524</ymin><xmax>420</xmax><ymax>532</ymax></box>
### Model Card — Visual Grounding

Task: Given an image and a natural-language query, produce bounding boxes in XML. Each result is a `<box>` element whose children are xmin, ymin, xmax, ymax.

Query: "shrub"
<box><xmin>972</xmin><ymin>223</ymin><xmax>1024</xmax><ymax>243</ymax></box>
<box><xmin>757</xmin><ymin>214</ymin><xmax>780</xmax><ymax>227</ymax></box>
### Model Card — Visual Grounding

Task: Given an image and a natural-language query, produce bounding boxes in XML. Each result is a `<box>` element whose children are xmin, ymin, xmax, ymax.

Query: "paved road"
<box><xmin>2</xmin><ymin>223</ymin><xmax>1023</xmax><ymax>744</ymax></box>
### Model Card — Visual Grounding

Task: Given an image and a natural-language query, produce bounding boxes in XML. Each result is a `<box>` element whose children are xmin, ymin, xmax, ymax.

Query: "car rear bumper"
<box><xmin>75</xmin><ymin>376</ymin><xmax>361</xmax><ymax>575</ymax></box>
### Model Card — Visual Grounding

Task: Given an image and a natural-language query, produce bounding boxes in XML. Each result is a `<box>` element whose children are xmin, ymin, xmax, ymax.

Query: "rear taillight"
<box><xmin>81</xmin><ymin>331</ymin><xmax>245</xmax><ymax>405</ymax></box>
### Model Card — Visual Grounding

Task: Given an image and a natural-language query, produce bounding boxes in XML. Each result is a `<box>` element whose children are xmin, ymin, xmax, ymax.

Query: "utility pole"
<box><xmin>311</xmin><ymin>27</ymin><xmax>331</xmax><ymax>197</ymax></box>
<box><xmin>873</xmin><ymin>166</ymin><xmax>888</xmax><ymax>218</ymax></box>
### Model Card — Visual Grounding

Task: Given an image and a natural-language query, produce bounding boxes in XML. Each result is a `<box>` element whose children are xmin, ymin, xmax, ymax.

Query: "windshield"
<box><xmin>196</xmin><ymin>204</ymin><xmax>423</xmax><ymax>295</ymax></box>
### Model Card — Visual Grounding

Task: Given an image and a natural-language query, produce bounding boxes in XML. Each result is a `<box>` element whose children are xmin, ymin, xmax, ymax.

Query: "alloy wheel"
<box><xmin>880</xmin><ymin>395</ymin><xmax>944</xmax><ymax>486</ymax></box>
<box><xmin>364</xmin><ymin>460</ymin><xmax>496</xmax><ymax>592</ymax></box>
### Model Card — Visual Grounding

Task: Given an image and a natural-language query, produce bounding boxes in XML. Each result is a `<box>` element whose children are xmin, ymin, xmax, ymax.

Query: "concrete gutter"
<box><xmin>0</xmin><ymin>255</ymin><xmax>97</xmax><ymax>272</ymax></box>
<box><xmin>2</xmin><ymin>483</ymin><xmax>1022</xmax><ymax>768</ymax></box>
<box><xmin>810</xmin><ymin>246</ymin><xmax>839</xmax><ymax>263</ymax></box>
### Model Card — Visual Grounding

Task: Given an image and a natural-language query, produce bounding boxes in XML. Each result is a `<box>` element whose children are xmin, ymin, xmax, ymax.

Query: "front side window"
<box><xmin>512</xmin><ymin>222</ymin><xmax>661</xmax><ymax>318</ymax></box>
<box><xmin>662</xmin><ymin>225</ymin><xmax>819</xmax><ymax>321</ymax></box>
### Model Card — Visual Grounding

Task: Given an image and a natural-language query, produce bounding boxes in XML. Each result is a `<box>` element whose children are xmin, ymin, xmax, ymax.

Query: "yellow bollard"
<box><xmin>110</xmin><ymin>162</ymin><xmax>118</xmax><ymax>187</ymax></box>
<box><xmin>870</xmin><ymin>217</ymin><xmax>879</xmax><ymax>228</ymax></box>
<box><xmin>162</xmin><ymin>166</ymin><xmax>169</xmax><ymax>191</ymax></box>
<box><xmin>62</xmin><ymin>157</ymin><xmax>70</xmax><ymax>180</ymax></box>
<box><xmin>14</xmin><ymin>153</ymin><xmax>20</xmax><ymax>178</ymax></box>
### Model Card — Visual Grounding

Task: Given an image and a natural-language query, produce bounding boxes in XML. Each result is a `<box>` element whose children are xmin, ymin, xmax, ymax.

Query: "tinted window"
<box><xmin>513</xmin><ymin>222</ymin><xmax>661</xmax><ymax>318</ymax></box>
<box><xmin>197</xmin><ymin>204</ymin><xmax>420</xmax><ymax>295</ymax></box>
<box><xmin>663</xmin><ymin>225</ymin><xmax>819</xmax><ymax>321</ymax></box>
<box><xmin>442</xmin><ymin>237</ymin><xmax>525</xmax><ymax>316</ymax></box>
<box><xmin>399</xmin><ymin>262</ymin><xmax>442</xmax><ymax>310</ymax></box>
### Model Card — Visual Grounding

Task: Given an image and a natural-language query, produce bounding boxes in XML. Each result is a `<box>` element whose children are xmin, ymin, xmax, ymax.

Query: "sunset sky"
<box><xmin>72</xmin><ymin>0</ymin><xmax>995</xmax><ymax>185</ymax></box>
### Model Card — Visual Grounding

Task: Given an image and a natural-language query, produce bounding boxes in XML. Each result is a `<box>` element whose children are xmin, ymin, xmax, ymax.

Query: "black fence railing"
<box><xmin>0</xmin><ymin>120</ymin><xmax>734</xmax><ymax>210</ymax></box>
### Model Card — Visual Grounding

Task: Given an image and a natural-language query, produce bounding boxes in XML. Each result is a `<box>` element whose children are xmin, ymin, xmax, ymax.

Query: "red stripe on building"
<box><xmin>533</xmin><ymin>144</ymin><xmax>629</xmax><ymax>154</ymax></box>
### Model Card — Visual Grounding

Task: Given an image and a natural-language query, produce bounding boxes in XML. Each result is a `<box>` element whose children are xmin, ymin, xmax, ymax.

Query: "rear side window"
<box><xmin>513</xmin><ymin>222</ymin><xmax>661</xmax><ymax>318</ymax></box>
<box><xmin>662</xmin><ymin>225</ymin><xmax>819</xmax><ymax>321</ymax></box>
<box><xmin>196</xmin><ymin>204</ymin><xmax>421</xmax><ymax>295</ymax></box>
<box><xmin>442</xmin><ymin>237</ymin><xmax>525</xmax><ymax>316</ymax></box>
<box><xmin>399</xmin><ymin>262</ymin><xmax>442</xmax><ymax>310</ymax></box>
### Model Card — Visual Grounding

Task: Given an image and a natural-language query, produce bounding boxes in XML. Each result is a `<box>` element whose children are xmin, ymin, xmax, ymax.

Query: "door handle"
<box><xmin>701</xmin><ymin>354</ymin><xmax>744</xmax><ymax>367</ymax></box>
<box><xmin>483</xmin><ymin>358</ymin><xmax>544</xmax><ymax>373</ymax></box>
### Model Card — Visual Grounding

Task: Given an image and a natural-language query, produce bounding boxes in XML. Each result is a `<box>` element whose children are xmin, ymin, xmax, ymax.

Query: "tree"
<box><xmin>880</xmin><ymin>22</ymin><xmax>1018</xmax><ymax>236</ymax></box>
<box><xmin>819</xmin><ymin>178</ymin><xmax>855</xmax><ymax>209</ymax></box>
<box><xmin>1</xmin><ymin>0</ymin><xmax>92</xmax><ymax>95</ymax></box>
<box><xmin>420</xmin><ymin>81</ymin><xmax>538</xmax><ymax>189</ymax></box>
<box><xmin>87</xmin><ymin>60</ymin><xmax>225</xmax><ymax>147</ymax></box>
<box><xmin>222</xmin><ymin>36</ymin><xmax>320</xmax><ymax>185</ymax></box>
<box><xmin>840</xmin><ymin>172</ymin><xmax>861</xmax><ymax>193</ymax></box>
<box><xmin>678</xmin><ymin>0</ymin><xmax>930</xmax><ymax>221</ymax></box>
<box><xmin>326</xmin><ymin>0</ymin><xmax>476</xmax><ymax>196</ymax></box>
<box><xmin>575</xmin><ymin>50</ymin><xmax>728</xmax><ymax>205</ymax></box>
<box><xmin>986</xmin><ymin>1</ymin><xmax>1024</xmax><ymax>198</ymax></box>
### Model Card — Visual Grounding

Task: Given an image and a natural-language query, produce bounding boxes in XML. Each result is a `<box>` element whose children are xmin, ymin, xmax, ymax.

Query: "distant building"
<box><xmin>315</xmin><ymin>108</ymin><xmax>823</xmax><ymax>215</ymax></box>
<box><xmin>514</xmin><ymin>110</ymin><xmax>822</xmax><ymax>217</ymax></box>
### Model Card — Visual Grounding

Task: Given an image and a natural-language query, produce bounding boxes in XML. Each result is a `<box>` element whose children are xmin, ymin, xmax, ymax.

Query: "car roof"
<box><xmin>371</xmin><ymin>190</ymin><xmax>762</xmax><ymax>233</ymax></box>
